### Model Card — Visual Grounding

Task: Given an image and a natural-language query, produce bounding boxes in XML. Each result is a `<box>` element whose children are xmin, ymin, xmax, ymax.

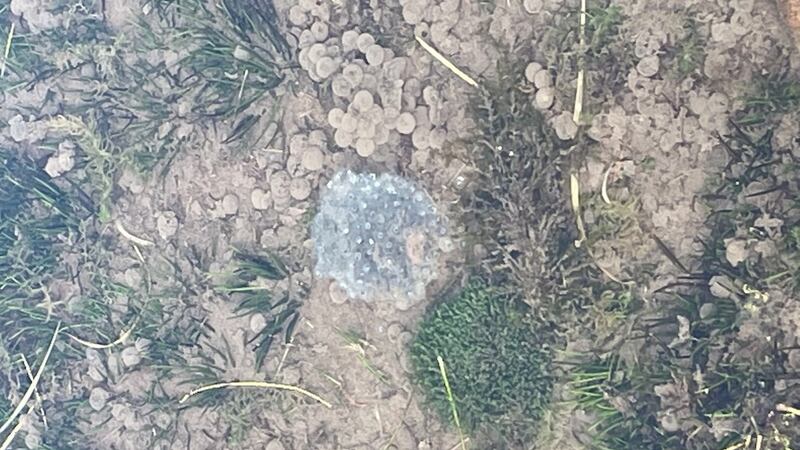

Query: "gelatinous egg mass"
<box><xmin>311</xmin><ymin>171</ymin><xmax>448</xmax><ymax>309</ymax></box>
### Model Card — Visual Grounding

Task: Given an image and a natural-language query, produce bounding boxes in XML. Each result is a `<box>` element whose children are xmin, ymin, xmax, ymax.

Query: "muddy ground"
<box><xmin>1</xmin><ymin>0</ymin><xmax>800</xmax><ymax>449</ymax></box>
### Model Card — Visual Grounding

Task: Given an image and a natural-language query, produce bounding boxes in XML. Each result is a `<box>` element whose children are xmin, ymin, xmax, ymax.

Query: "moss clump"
<box><xmin>410</xmin><ymin>282</ymin><xmax>553</xmax><ymax>446</ymax></box>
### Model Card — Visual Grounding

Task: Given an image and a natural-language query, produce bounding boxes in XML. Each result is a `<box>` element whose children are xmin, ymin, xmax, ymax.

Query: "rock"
<box><xmin>412</xmin><ymin>126</ymin><xmax>431</xmax><ymax>149</ymax></box>
<box><xmin>315</xmin><ymin>57</ymin><xmax>338</xmax><ymax>80</ymax></box>
<box><xmin>553</xmin><ymin>112</ymin><xmax>578</xmax><ymax>140</ymax></box>
<box><xmin>341</xmin><ymin>30</ymin><xmax>359</xmax><ymax>52</ymax></box>
<box><xmin>724</xmin><ymin>238</ymin><xmax>748</xmax><ymax>267</ymax></box>
<box><xmin>342</xmin><ymin>63</ymin><xmax>363</xmax><ymax>87</ymax></box>
<box><xmin>251</xmin><ymin>189</ymin><xmax>272</xmax><ymax>210</ymax></box>
<box><xmin>265</xmin><ymin>441</ymin><xmax>286</xmax><ymax>450</ymax></box>
<box><xmin>525</xmin><ymin>62</ymin><xmax>542</xmax><ymax>83</ymax></box>
<box><xmin>44</xmin><ymin>141</ymin><xmax>76</xmax><ymax>177</ymax></box>
<box><xmin>356</xmin><ymin>33</ymin><xmax>375</xmax><ymax>53</ymax></box>
<box><xmin>366</xmin><ymin>44</ymin><xmax>385</xmax><ymax>66</ymax></box>
<box><xmin>334</xmin><ymin>129</ymin><xmax>354</xmax><ymax>147</ymax></box>
<box><xmin>289</xmin><ymin>177</ymin><xmax>312</xmax><ymax>201</ymax></box>
<box><xmin>332</xmin><ymin>75</ymin><xmax>352</xmax><ymax>97</ymax></box>
<box><xmin>89</xmin><ymin>387</ymin><xmax>109</xmax><ymax>411</ymax></box>
<box><xmin>310</xmin><ymin>21</ymin><xmax>328</xmax><ymax>41</ymax></box>
<box><xmin>288</xmin><ymin>6</ymin><xmax>308</xmax><ymax>26</ymax></box>
<box><xmin>352</xmin><ymin>90</ymin><xmax>374</xmax><ymax>112</ymax></box>
<box><xmin>302</xmin><ymin>147</ymin><xmax>324</xmax><ymax>171</ymax></box>
<box><xmin>535</xmin><ymin>87</ymin><xmax>555</xmax><ymax>109</ymax></box>
<box><xmin>355</xmin><ymin>138</ymin><xmax>376</xmax><ymax>157</ymax></box>
<box><xmin>121</xmin><ymin>346</ymin><xmax>142</xmax><ymax>367</ymax></box>
<box><xmin>637</xmin><ymin>55</ymin><xmax>660</xmax><ymax>77</ymax></box>
<box><xmin>156</xmin><ymin>211</ymin><xmax>178</xmax><ymax>240</ymax></box>
<box><xmin>250</xmin><ymin>313</ymin><xmax>267</xmax><ymax>333</ymax></box>
<box><xmin>270</xmin><ymin>171</ymin><xmax>291</xmax><ymax>203</ymax></box>
<box><xmin>699</xmin><ymin>303</ymin><xmax>717</xmax><ymax>319</ymax></box>
<box><xmin>327</xmin><ymin>108</ymin><xmax>345</xmax><ymax>128</ymax></box>
<box><xmin>533</xmin><ymin>69</ymin><xmax>553</xmax><ymax>89</ymax></box>
<box><xmin>221</xmin><ymin>193</ymin><xmax>240</xmax><ymax>216</ymax></box>
<box><xmin>523</xmin><ymin>0</ymin><xmax>544</xmax><ymax>13</ymax></box>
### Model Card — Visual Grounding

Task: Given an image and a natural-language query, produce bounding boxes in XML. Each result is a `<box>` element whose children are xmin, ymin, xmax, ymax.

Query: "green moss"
<box><xmin>410</xmin><ymin>282</ymin><xmax>553</xmax><ymax>446</ymax></box>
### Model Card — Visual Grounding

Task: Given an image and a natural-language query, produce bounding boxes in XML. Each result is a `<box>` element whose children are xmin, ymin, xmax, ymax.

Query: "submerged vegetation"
<box><xmin>1</xmin><ymin>0</ymin><xmax>799</xmax><ymax>448</ymax></box>
<box><xmin>410</xmin><ymin>282</ymin><xmax>553</xmax><ymax>446</ymax></box>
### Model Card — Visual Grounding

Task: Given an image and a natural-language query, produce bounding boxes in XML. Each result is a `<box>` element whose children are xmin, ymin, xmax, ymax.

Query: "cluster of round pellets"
<box><xmin>327</xmin><ymin>90</ymin><xmax>418</xmax><ymax>157</ymax></box>
<box><xmin>292</xmin><ymin>1</ymin><xmax>343</xmax><ymax>82</ymax></box>
<box><xmin>311</xmin><ymin>171</ymin><xmax>448</xmax><ymax>309</ymax></box>
<box><xmin>291</xmin><ymin>2</ymin><xmax>475</xmax><ymax>160</ymax></box>
<box><xmin>298</xmin><ymin>34</ymin><xmax>343</xmax><ymax>82</ymax></box>
<box><xmin>524</xmin><ymin>62</ymin><xmax>556</xmax><ymax>111</ymax></box>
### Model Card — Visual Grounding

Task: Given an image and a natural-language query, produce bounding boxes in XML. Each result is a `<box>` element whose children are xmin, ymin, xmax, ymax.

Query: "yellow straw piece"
<box><xmin>573</xmin><ymin>0</ymin><xmax>587</xmax><ymax>124</ymax></box>
<box><xmin>115</xmin><ymin>220</ymin><xmax>155</xmax><ymax>247</ymax></box>
<box><xmin>179</xmin><ymin>380</ymin><xmax>332</xmax><ymax>409</ymax></box>
<box><xmin>570</xmin><ymin>173</ymin><xmax>586</xmax><ymax>248</ymax></box>
<box><xmin>437</xmin><ymin>356</ymin><xmax>467</xmax><ymax>450</ymax></box>
<box><xmin>415</xmin><ymin>35</ymin><xmax>478</xmax><ymax>88</ymax></box>
<box><xmin>1</xmin><ymin>22</ymin><xmax>15</xmax><ymax>78</ymax></box>
<box><xmin>777</xmin><ymin>403</ymin><xmax>800</xmax><ymax>417</ymax></box>
<box><xmin>66</xmin><ymin>316</ymin><xmax>139</xmax><ymax>349</ymax></box>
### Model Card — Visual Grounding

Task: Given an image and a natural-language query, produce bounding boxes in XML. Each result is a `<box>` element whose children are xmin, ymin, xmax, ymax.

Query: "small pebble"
<box><xmin>328</xmin><ymin>108</ymin><xmax>345</xmax><ymax>128</ymax></box>
<box><xmin>89</xmin><ymin>387</ymin><xmax>109</xmax><ymax>412</ymax></box>
<box><xmin>315</xmin><ymin>57</ymin><xmax>338</xmax><ymax>79</ymax></box>
<box><xmin>331</xmin><ymin>75</ymin><xmax>352</xmax><ymax>97</ymax></box>
<box><xmin>395</xmin><ymin>112</ymin><xmax>416</xmax><ymax>135</ymax></box>
<box><xmin>298</xmin><ymin>30</ymin><xmax>315</xmax><ymax>48</ymax></box>
<box><xmin>307</xmin><ymin>43</ymin><xmax>326</xmax><ymax>63</ymax></box>
<box><xmin>251</xmin><ymin>188</ymin><xmax>272</xmax><ymax>210</ymax></box>
<box><xmin>156</xmin><ymin>211</ymin><xmax>178</xmax><ymax>240</ymax></box>
<box><xmin>352</xmin><ymin>90</ymin><xmax>374</xmax><ymax>112</ymax></box>
<box><xmin>340</xmin><ymin>113</ymin><xmax>359</xmax><ymax>133</ymax></box>
<box><xmin>525</xmin><ymin>62</ymin><xmax>542</xmax><ymax>83</ymax></box>
<box><xmin>265</xmin><ymin>441</ymin><xmax>286</xmax><ymax>450</ymax></box>
<box><xmin>341</xmin><ymin>30</ymin><xmax>359</xmax><ymax>52</ymax></box>
<box><xmin>366</xmin><ymin>44</ymin><xmax>385</xmax><ymax>66</ymax></box>
<box><xmin>637</xmin><ymin>54</ymin><xmax>660</xmax><ymax>78</ymax></box>
<box><xmin>553</xmin><ymin>112</ymin><xmax>578</xmax><ymax>140</ymax></box>
<box><xmin>290</xmin><ymin>178</ymin><xmax>312</xmax><ymax>201</ymax></box>
<box><xmin>250</xmin><ymin>314</ymin><xmax>267</xmax><ymax>333</ymax></box>
<box><xmin>356</xmin><ymin>33</ymin><xmax>376</xmax><ymax>53</ymax></box>
<box><xmin>355</xmin><ymin>138</ymin><xmax>376</xmax><ymax>157</ymax></box>
<box><xmin>533</xmin><ymin>69</ymin><xmax>553</xmax><ymax>89</ymax></box>
<box><xmin>121</xmin><ymin>346</ymin><xmax>142</xmax><ymax>367</ymax></box>
<box><xmin>412</xmin><ymin>126</ymin><xmax>431</xmax><ymax>149</ymax></box>
<box><xmin>334</xmin><ymin>128</ymin><xmax>354</xmax><ymax>147</ymax></box>
<box><xmin>288</xmin><ymin>6</ymin><xmax>308</xmax><ymax>26</ymax></box>
<box><xmin>523</xmin><ymin>0</ymin><xmax>544</xmax><ymax>13</ymax></box>
<box><xmin>342</xmin><ymin>63</ymin><xmax>364</xmax><ymax>87</ymax></box>
<box><xmin>699</xmin><ymin>303</ymin><xmax>716</xmax><ymax>320</ymax></box>
<box><xmin>310</xmin><ymin>21</ymin><xmax>328</xmax><ymax>42</ymax></box>
<box><xmin>221</xmin><ymin>193</ymin><xmax>240</xmax><ymax>216</ymax></box>
<box><xmin>302</xmin><ymin>147</ymin><xmax>325</xmax><ymax>171</ymax></box>
<box><xmin>535</xmin><ymin>88</ymin><xmax>555</xmax><ymax>109</ymax></box>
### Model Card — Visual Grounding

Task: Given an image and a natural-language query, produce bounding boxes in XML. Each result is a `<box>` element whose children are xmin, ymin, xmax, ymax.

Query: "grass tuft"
<box><xmin>410</xmin><ymin>282</ymin><xmax>553</xmax><ymax>446</ymax></box>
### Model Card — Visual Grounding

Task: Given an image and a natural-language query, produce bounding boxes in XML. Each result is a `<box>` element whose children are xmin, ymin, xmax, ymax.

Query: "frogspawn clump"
<box><xmin>311</xmin><ymin>171</ymin><xmax>448</xmax><ymax>309</ymax></box>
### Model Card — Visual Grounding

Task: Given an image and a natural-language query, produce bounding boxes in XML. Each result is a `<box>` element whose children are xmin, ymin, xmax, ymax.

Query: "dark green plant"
<box><xmin>410</xmin><ymin>282</ymin><xmax>553</xmax><ymax>446</ymax></box>
<box><xmin>568</xmin><ymin>354</ymin><xmax>675</xmax><ymax>450</ymax></box>
<box><xmin>735</xmin><ymin>73</ymin><xmax>800</xmax><ymax>128</ymax></box>
<box><xmin>171</xmin><ymin>0</ymin><xmax>291</xmax><ymax>120</ymax></box>
<box><xmin>217</xmin><ymin>250</ymin><xmax>300</xmax><ymax>371</ymax></box>
<box><xmin>664</xmin><ymin>15</ymin><xmax>706</xmax><ymax>79</ymax></box>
